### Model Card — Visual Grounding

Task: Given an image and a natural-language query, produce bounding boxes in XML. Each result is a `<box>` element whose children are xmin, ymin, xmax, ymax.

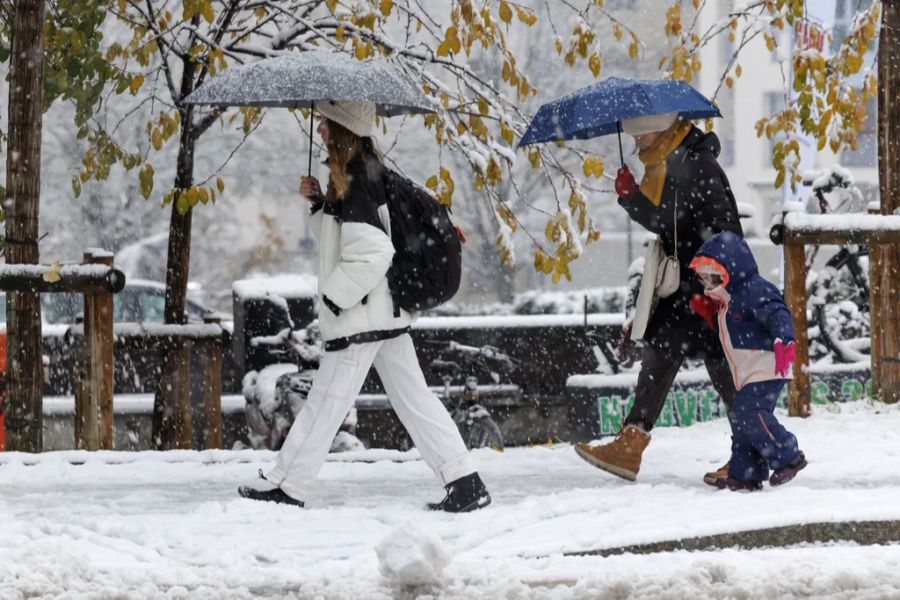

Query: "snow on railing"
<box><xmin>770</xmin><ymin>213</ymin><xmax>900</xmax><ymax>245</ymax></box>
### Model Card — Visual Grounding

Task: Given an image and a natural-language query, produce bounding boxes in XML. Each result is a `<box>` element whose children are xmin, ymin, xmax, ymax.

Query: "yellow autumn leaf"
<box><xmin>582</xmin><ymin>155</ymin><xmax>604</xmax><ymax>177</ymax></box>
<box><xmin>354</xmin><ymin>39</ymin><xmax>368</xmax><ymax>60</ymax></box>
<box><xmin>380</xmin><ymin>0</ymin><xmax>393</xmax><ymax>16</ymax></box>
<box><xmin>139</xmin><ymin>163</ymin><xmax>154</xmax><ymax>199</ymax></box>
<box><xmin>588</xmin><ymin>52</ymin><xmax>602</xmax><ymax>78</ymax></box>
<box><xmin>129</xmin><ymin>74</ymin><xmax>144</xmax><ymax>95</ymax></box>
<box><xmin>42</xmin><ymin>262</ymin><xmax>62</xmax><ymax>284</ymax></box>
<box><xmin>501</xmin><ymin>123</ymin><xmax>514</xmax><ymax>145</ymax></box>
<box><xmin>499</xmin><ymin>1</ymin><xmax>512</xmax><ymax>24</ymax></box>
<box><xmin>515</xmin><ymin>6</ymin><xmax>537</xmax><ymax>26</ymax></box>
<box><xmin>200</xmin><ymin>0</ymin><xmax>214</xmax><ymax>24</ymax></box>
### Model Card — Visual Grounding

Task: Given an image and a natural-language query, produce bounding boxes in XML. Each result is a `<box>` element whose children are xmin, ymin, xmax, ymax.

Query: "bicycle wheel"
<box><xmin>809</xmin><ymin>247</ymin><xmax>870</xmax><ymax>363</ymax></box>
<box><xmin>460</xmin><ymin>405</ymin><xmax>504</xmax><ymax>450</ymax></box>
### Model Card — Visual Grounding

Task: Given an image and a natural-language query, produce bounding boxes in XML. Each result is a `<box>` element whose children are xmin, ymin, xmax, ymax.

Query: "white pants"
<box><xmin>267</xmin><ymin>333</ymin><xmax>477</xmax><ymax>501</ymax></box>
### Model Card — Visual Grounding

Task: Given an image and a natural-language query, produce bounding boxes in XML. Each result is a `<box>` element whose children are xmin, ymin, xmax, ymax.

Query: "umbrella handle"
<box><xmin>616</xmin><ymin>120</ymin><xmax>624</xmax><ymax>167</ymax></box>
<box><xmin>308</xmin><ymin>101</ymin><xmax>315</xmax><ymax>177</ymax></box>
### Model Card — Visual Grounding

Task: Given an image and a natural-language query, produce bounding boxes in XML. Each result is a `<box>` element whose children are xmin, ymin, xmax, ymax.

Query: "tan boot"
<box><xmin>574</xmin><ymin>425</ymin><xmax>651</xmax><ymax>481</ymax></box>
<box><xmin>703</xmin><ymin>461</ymin><xmax>730</xmax><ymax>487</ymax></box>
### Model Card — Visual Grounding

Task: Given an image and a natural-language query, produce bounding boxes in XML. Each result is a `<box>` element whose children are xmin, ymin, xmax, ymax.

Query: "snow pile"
<box><xmin>376</xmin><ymin>526</ymin><xmax>452</xmax><ymax>587</ymax></box>
<box><xmin>232</xmin><ymin>274</ymin><xmax>317</xmax><ymax>301</ymax></box>
<box><xmin>3</xmin><ymin>401</ymin><xmax>900</xmax><ymax>597</ymax></box>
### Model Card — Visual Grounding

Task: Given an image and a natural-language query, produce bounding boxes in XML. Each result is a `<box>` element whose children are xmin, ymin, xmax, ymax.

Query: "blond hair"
<box><xmin>324</xmin><ymin>119</ymin><xmax>380</xmax><ymax>201</ymax></box>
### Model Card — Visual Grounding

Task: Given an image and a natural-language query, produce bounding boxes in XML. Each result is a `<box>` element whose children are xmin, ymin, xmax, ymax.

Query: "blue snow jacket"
<box><xmin>690</xmin><ymin>231</ymin><xmax>795</xmax><ymax>390</ymax></box>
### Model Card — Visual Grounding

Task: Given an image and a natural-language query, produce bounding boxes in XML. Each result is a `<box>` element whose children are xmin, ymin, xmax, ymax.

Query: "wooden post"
<box><xmin>151</xmin><ymin>338</ymin><xmax>193</xmax><ymax>450</ymax></box>
<box><xmin>869</xmin><ymin>208</ymin><xmax>884</xmax><ymax>401</ymax></box>
<box><xmin>201</xmin><ymin>313</ymin><xmax>223</xmax><ymax>449</ymax></box>
<box><xmin>85</xmin><ymin>251</ymin><xmax>115</xmax><ymax>449</ymax></box>
<box><xmin>75</xmin><ymin>250</ymin><xmax>116</xmax><ymax>450</ymax></box>
<box><xmin>783</xmin><ymin>243</ymin><xmax>811</xmax><ymax>417</ymax></box>
<box><xmin>72</xmin><ymin>313</ymin><xmax>96</xmax><ymax>449</ymax></box>
<box><xmin>877</xmin><ymin>0</ymin><xmax>900</xmax><ymax>403</ymax></box>
<box><xmin>4</xmin><ymin>0</ymin><xmax>46</xmax><ymax>452</ymax></box>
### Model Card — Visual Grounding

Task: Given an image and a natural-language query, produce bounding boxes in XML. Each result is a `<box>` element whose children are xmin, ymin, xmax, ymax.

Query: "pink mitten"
<box><xmin>774</xmin><ymin>339</ymin><xmax>796</xmax><ymax>377</ymax></box>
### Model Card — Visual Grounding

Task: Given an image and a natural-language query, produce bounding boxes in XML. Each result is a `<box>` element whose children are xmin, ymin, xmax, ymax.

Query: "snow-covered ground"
<box><xmin>3</xmin><ymin>400</ymin><xmax>900</xmax><ymax>599</ymax></box>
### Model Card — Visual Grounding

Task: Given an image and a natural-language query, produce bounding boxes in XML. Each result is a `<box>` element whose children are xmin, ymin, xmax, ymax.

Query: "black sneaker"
<box><xmin>238</xmin><ymin>486</ymin><xmax>305</xmax><ymax>507</ymax></box>
<box><xmin>770</xmin><ymin>452</ymin><xmax>807</xmax><ymax>487</ymax></box>
<box><xmin>427</xmin><ymin>473</ymin><xmax>491</xmax><ymax>513</ymax></box>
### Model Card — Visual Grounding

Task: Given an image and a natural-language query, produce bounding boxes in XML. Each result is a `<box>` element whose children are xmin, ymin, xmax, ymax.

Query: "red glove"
<box><xmin>774</xmin><ymin>339</ymin><xmax>796</xmax><ymax>377</ymax></box>
<box><xmin>689</xmin><ymin>293</ymin><xmax>719</xmax><ymax>331</ymax></box>
<box><xmin>615</xmin><ymin>165</ymin><xmax>638</xmax><ymax>198</ymax></box>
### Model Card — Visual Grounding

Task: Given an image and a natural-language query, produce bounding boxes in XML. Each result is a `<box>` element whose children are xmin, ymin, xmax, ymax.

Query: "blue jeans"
<box><xmin>727</xmin><ymin>380</ymin><xmax>800</xmax><ymax>482</ymax></box>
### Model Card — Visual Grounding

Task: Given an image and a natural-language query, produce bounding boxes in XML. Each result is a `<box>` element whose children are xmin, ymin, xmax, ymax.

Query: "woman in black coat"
<box><xmin>575</xmin><ymin>111</ymin><xmax>743</xmax><ymax>483</ymax></box>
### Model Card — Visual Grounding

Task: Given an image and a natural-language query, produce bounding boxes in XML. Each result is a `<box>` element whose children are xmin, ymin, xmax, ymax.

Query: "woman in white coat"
<box><xmin>238</xmin><ymin>100</ymin><xmax>491</xmax><ymax>512</ymax></box>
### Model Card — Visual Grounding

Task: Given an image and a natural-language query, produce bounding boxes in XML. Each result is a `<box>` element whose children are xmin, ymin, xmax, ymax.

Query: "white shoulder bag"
<box><xmin>630</xmin><ymin>192</ymin><xmax>681</xmax><ymax>341</ymax></box>
<box><xmin>654</xmin><ymin>191</ymin><xmax>680</xmax><ymax>298</ymax></box>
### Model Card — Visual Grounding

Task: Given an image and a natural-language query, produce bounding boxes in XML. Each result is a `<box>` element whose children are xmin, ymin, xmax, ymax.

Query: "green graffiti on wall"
<box><xmin>593</xmin><ymin>373</ymin><xmax>872</xmax><ymax>436</ymax></box>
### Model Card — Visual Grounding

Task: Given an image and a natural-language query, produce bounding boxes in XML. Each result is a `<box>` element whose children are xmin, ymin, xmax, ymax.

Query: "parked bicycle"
<box><xmin>802</xmin><ymin>168</ymin><xmax>870</xmax><ymax>363</ymax></box>
<box><xmin>426</xmin><ymin>340</ymin><xmax>516</xmax><ymax>450</ymax></box>
<box><xmin>241</xmin><ymin>318</ymin><xmax>364</xmax><ymax>452</ymax></box>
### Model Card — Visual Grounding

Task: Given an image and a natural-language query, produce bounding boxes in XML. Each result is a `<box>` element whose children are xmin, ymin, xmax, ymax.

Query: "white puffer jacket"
<box><xmin>309</xmin><ymin>155</ymin><xmax>413</xmax><ymax>351</ymax></box>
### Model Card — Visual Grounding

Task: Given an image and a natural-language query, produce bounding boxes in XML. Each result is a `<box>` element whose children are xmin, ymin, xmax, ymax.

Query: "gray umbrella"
<box><xmin>183</xmin><ymin>51</ymin><xmax>436</xmax><ymax>174</ymax></box>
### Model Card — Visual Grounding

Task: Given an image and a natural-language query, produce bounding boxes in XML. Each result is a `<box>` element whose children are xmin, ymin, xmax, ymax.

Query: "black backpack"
<box><xmin>381</xmin><ymin>169</ymin><xmax>463</xmax><ymax>312</ymax></box>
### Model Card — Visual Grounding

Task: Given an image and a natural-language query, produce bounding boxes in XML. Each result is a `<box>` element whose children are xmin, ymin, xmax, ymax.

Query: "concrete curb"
<box><xmin>565</xmin><ymin>520</ymin><xmax>900</xmax><ymax>557</ymax></box>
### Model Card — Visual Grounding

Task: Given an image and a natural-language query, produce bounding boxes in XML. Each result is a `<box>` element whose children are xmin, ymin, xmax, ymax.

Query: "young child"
<box><xmin>689</xmin><ymin>231</ymin><xmax>807</xmax><ymax>491</ymax></box>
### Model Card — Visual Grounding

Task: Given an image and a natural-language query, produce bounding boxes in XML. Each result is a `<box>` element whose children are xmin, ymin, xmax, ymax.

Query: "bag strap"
<box><xmin>672</xmin><ymin>190</ymin><xmax>678</xmax><ymax>260</ymax></box>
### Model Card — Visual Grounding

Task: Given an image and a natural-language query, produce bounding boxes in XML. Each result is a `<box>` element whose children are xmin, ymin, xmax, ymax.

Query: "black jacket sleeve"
<box><xmin>618</xmin><ymin>191</ymin><xmax>661</xmax><ymax>233</ymax></box>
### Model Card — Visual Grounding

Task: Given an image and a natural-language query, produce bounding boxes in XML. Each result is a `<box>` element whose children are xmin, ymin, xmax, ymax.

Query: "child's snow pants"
<box><xmin>728</xmin><ymin>380</ymin><xmax>801</xmax><ymax>482</ymax></box>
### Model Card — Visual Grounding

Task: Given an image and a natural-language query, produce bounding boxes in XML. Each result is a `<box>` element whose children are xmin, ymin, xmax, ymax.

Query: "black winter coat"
<box><xmin>619</xmin><ymin>126</ymin><xmax>743</xmax><ymax>359</ymax></box>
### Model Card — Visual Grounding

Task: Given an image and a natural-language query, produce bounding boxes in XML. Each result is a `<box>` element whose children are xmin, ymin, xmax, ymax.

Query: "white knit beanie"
<box><xmin>621</xmin><ymin>112</ymin><xmax>680</xmax><ymax>137</ymax></box>
<box><xmin>317</xmin><ymin>100</ymin><xmax>376</xmax><ymax>138</ymax></box>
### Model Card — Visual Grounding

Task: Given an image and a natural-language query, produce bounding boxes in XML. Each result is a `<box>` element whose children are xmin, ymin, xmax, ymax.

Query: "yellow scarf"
<box><xmin>637</xmin><ymin>120</ymin><xmax>693</xmax><ymax>206</ymax></box>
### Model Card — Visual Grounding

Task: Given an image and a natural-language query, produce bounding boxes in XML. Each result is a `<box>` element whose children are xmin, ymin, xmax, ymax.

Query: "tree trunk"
<box><xmin>151</xmin><ymin>59</ymin><xmax>197</xmax><ymax>449</ymax></box>
<box><xmin>876</xmin><ymin>0</ymin><xmax>900</xmax><ymax>403</ymax></box>
<box><xmin>4</xmin><ymin>0</ymin><xmax>46</xmax><ymax>452</ymax></box>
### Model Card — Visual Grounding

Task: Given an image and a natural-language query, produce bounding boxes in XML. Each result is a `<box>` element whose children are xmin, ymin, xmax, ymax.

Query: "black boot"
<box><xmin>427</xmin><ymin>473</ymin><xmax>491</xmax><ymax>512</ymax></box>
<box><xmin>238</xmin><ymin>486</ymin><xmax>305</xmax><ymax>507</ymax></box>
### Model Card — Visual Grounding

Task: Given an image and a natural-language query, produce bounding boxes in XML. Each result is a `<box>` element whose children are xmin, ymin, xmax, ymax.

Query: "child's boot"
<box><xmin>770</xmin><ymin>452</ymin><xmax>807</xmax><ymax>486</ymax></box>
<box><xmin>716</xmin><ymin>476</ymin><xmax>763</xmax><ymax>492</ymax></box>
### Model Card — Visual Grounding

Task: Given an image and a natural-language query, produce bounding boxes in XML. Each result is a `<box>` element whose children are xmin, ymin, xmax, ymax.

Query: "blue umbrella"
<box><xmin>518</xmin><ymin>77</ymin><xmax>721</xmax><ymax>164</ymax></box>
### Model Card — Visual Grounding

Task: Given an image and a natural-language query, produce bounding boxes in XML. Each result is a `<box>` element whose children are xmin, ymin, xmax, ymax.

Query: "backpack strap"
<box><xmin>378</xmin><ymin>168</ymin><xmax>402</xmax><ymax>318</ymax></box>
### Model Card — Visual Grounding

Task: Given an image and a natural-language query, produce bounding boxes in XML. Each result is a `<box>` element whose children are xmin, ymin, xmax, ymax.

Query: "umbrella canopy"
<box><xmin>183</xmin><ymin>51</ymin><xmax>435</xmax><ymax>116</ymax></box>
<box><xmin>517</xmin><ymin>77</ymin><xmax>721</xmax><ymax>148</ymax></box>
<box><xmin>184</xmin><ymin>51</ymin><xmax>436</xmax><ymax>175</ymax></box>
